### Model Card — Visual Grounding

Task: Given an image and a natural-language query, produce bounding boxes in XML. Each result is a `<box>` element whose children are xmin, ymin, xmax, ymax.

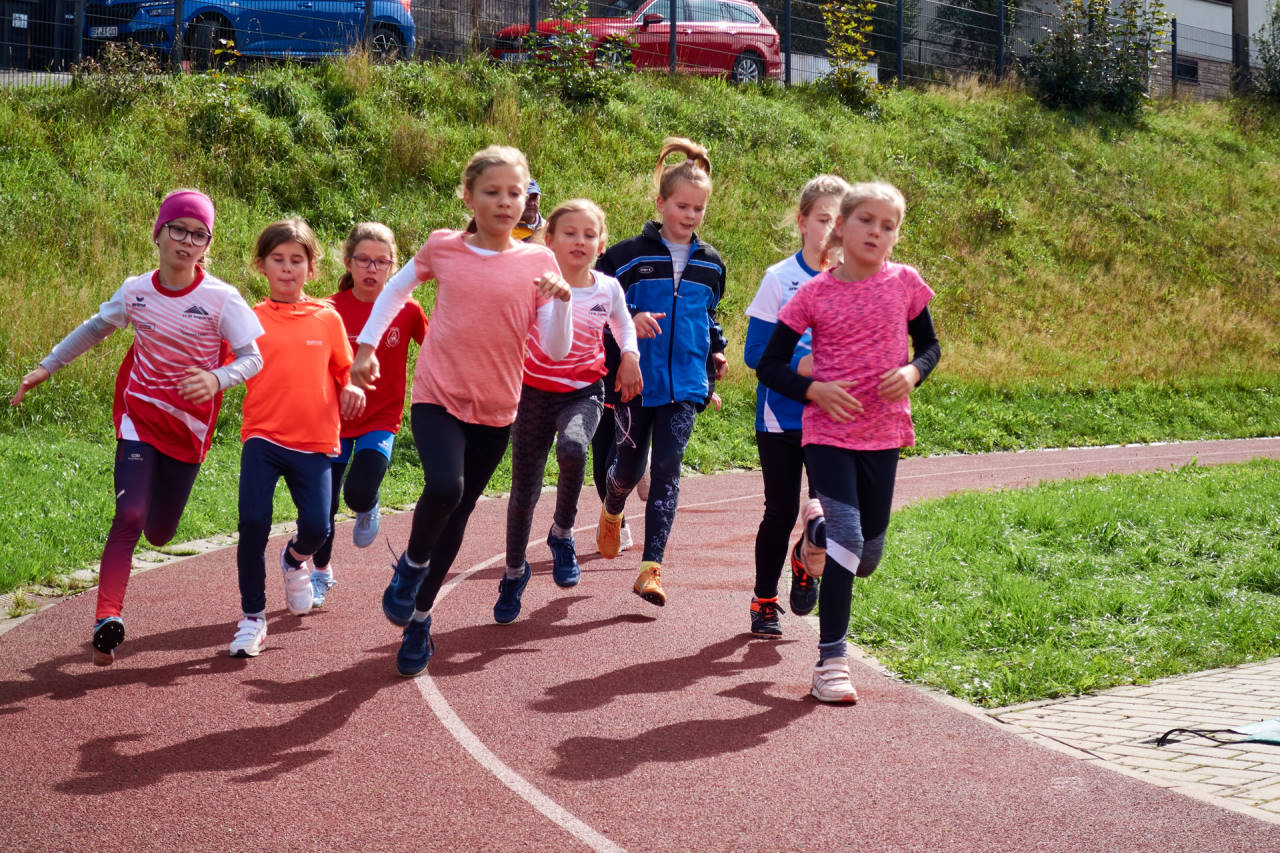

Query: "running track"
<box><xmin>3</xmin><ymin>439</ymin><xmax>1279</xmax><ymax>851</ymax></box>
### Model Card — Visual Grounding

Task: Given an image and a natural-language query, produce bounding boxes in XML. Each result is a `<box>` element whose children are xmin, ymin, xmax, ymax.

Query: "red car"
<box><xmin>491</xmin><ymin>0</ymin><xmax>782</xmax><ymax>83</ymax></box>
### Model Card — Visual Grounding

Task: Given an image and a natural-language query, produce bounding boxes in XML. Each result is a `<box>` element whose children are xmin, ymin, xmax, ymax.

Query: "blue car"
<box><xmin>84</xmin><ymin>0</ymin><xmax>415</xmax><ymax>66</ymax></box>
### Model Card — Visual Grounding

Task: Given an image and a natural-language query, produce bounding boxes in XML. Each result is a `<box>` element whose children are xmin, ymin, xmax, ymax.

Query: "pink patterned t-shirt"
<box><xmin>777</xmin><ymin>261</ymin><xmax>934</xmax><ymax>451</ymax></box>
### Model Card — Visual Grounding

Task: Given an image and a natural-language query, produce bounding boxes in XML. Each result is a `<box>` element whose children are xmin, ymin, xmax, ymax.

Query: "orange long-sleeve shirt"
<box><xmin>241</xmin><ymin>298</ymin><xmax>352</xmax><ymax>454</ymax></box>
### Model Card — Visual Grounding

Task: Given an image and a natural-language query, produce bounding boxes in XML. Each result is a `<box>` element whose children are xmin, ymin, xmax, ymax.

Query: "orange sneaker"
<box><xmin>632</xmin><ymin>561</ymin><xmax>666</xmax><ymax>606</ymax></box>
<box><xmin>597</xmin><ymin>507</ymin><xmax>624</xmax><ymax>558</ymax></box>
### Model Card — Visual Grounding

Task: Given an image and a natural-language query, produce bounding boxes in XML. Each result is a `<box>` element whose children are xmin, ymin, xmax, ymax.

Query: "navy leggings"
<box><xmin>406</xmin><ymin>403</ymin><xmax>511</xmax><ymax>612</ymax></box>
<box><xmin>313</xmin><ymin>449</ymin><xmax>390</xmax><ymax>568</ymax></box>
<box><xmin>97</xmin><ymin>440</ymin><xmax>200</xmax><ymax>619</ymax></box>
<box><xmin>236</xmin><ymin>437</ymin><xmax>332</xmax><ymax>615</ymax></box>
<box><xmin>803</xmin><ymin>445</ymin><xmax>899</xmax><ymax>652</ymax></box>
<box><xmin>603</xmin><ymin>399</ymin><xmax>697</xmax><ymax>564</ymax></box>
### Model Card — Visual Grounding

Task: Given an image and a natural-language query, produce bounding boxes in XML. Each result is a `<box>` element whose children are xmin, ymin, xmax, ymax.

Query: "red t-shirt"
<box><xmin>327</xmin><ymin>288</ymin><xmax>427</xmax><ymax>436</ymax></box>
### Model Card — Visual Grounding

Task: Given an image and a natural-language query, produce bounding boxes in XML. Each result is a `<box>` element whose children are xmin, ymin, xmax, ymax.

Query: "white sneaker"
<box><xmin>229</xmin><ymin>616</ymin><xmax>267</xmax><ymax>657</ymax></box>
<box><xmin>619</xmin><ymin>519</ymin><xmax>634</xmax><ymax>552</ymax></box>
<box><xmin>311</xmin><ymin>567</ymin><xmax>335</xmax><ymax>608</ymax></box>
<box><xmin>281</xmin><ymin>544</ymin><xmax>313</xmax><ymax>616</ymax></box>
<box><xmin>811</xmin><ymin>659</ymin><xmax>859</xmax><ymax>704</ymax></box>
<box><xmin>353</xmin><ymin>502</ymin><xmax>381</xmax><ymax>549</ymax></box>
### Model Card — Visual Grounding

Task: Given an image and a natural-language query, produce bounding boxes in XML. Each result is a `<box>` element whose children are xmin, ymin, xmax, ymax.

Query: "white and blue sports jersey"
<box><xmin>743</xmin><ymin>251</ymin><xmax>818</xmax><ymax>433</ymax></box>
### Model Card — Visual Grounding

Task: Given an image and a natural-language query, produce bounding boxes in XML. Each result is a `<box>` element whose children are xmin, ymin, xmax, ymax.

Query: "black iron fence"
<box><xmin>0</xmin><ymin>0</ymin><xmax>1258</xmax><ymax>97</ymax></box>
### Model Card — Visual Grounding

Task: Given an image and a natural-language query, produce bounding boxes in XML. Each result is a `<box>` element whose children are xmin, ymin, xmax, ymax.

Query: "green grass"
<box><xmin>856</xmin><ymin>458</ymin><xmax>1280</xmax><ymax>707</ymax></box>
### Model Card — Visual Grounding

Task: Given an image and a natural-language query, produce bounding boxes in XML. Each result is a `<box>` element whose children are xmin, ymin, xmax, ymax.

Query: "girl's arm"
<box><xmin>877</xmin><ymin>306</ymin><xmax>942</xmax><ymax>403</ymax></box>
<box><xmin>178</xmin><ymin>340</ymin><xmax>263</xmax><ymax>405</ymax></box>
<box><xmin>607</xmin><ymin>284</ymin><xmax>640</xmax><ymax>357</ymax></box>
<box><xmin>353</xmin><ymin>261</ymin><xmax>420</xmax><ymax>389</ymax></box>
<box><xmin>12</xmin><ymin>288</ymin><xmax>130</xmax><ymax>405</ymax></box>
<box><xmin>742</xmin><ymin>316</ymin><xmax>775</xmax><ymax>370</ymax></box>
<box><xmin>758</xmin><ymin>322</ymin><xmax>861</xmax><ymax>421</ymax></box>
<box><xmin>534</xmin><ymin>291</ymin><xmax>574</xmax><ymax>362</ymax></box>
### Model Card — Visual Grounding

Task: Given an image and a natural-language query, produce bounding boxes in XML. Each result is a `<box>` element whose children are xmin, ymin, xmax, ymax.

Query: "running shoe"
<box><xmin>280</xmin><ymin>543</ymin><xmax>313</xmax><ymax>616</ymax></box>
<box><xmin>798</xmin><ymin>498</ymin><xmax>827</xmax><ymax>577</ymax></box>
<box><xmin>789</xmin><ymin>542</ymin><xmax>819</xmax><ymax>617</ymax></box>
<box><xmin>311</xmin><ymin>568</ymin><xmax>335</xmax><ymax>608</ymax></box>
<box><xmin>396</xmin><ymin>615</ymin><xmax>434</xmax><ymax>677</ymax></box>
<box><xmin>811</xmin><ymin>659</ymin><xmax>859</xmax><ymax>704</ymax></box>
<box><xmin>493</xmin><ymin>561</ymin><xmax>532</xmax><ymax>624</ymax></box>
<box><xmin>383</xmin><ymin>552</ymin><xmax>428</xmax><ymax>627</ymax></box>
<box><xmin>229</xmin><ymin>616</ymin><xmax>267</xmax><ymax>658</ymax></box>
<box><xmin>352</xmin><ymin>502</ymin><xmax>381</xmax><ymax>549</ymax></box>
<box><xmin>749</xmin><ymin>597</ymin><xmax>783</xmax><ymax>638</ymax></box>
<box><xmin>632</xmin><ymin>561</ymin><xmax>666</xmax><ymax>607</ymax></box>
<box><xmin>91</xmin><ymin>616</ymin><xmax>125</xmax><ymax>666</ymax></box>
<box><xmin>597</xmin><ymin>507</ymin><xmax>624</xmax><ymax>559</ymax></box>
<box><xmin>546</xmin><ymin>528</ymin><xmax>581</xmax><ymax>587</ymax></box>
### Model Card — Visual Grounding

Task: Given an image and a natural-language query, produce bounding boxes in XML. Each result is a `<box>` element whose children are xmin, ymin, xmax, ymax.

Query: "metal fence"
<box><xmin>0</xmin><ymin>0</ymin><xmax>1259</xmax><ymax>96</ymax></box>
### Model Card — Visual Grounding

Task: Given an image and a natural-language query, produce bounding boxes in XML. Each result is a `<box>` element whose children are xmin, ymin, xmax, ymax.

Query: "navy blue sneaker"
<box><xmin>493</xmin><ymin>561</ymin><xmax>532</xmax><ymax>624</ymax></box>
<box><xmin>546</xmin><ymin>528</ymin><xmax>581</xmax><ymax>588</ymax></box>
<box><xmin>92</xmin><ymin>616</ymin><xmax>125</xmax><ymax>666</ymax></box>
<box><xmin>396</xmin><ymin>615</ymin><xmax>434</xmax><ymax>678</ymax></box>
<box><xmin>382</xmin><ymin>553</ymin><xmax>428</xmax><ymax>627</ymax></box>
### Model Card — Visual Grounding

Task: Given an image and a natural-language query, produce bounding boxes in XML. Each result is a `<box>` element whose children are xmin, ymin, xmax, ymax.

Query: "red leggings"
<box><xmin>96</xmin><ymin>440</ymin><xmax>200</xmax><ymax>619</ymax></box>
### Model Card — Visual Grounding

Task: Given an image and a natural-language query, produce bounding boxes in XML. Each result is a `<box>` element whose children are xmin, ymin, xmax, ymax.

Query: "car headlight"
<box><xmin>143</xmin><ymin>3</ymin><xmax>174</xmax><ymax>16</ymax></box>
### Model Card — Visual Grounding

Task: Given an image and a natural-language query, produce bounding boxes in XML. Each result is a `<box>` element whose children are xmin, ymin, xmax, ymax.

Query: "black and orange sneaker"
<box><xmin>749</xmin><ymin>596</ymin><xmax>783</xmax><ymax>638</ymax></box>
<box><xmin>789</xmin><ymin>541</ymin><xmax>819</xmax><ymax>617</ymax></box>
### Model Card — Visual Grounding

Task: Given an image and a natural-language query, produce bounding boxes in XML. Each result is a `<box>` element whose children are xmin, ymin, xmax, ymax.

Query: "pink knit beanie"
<box><xmin>153</xmin><ymin>189</ymin><xmax>216</xmax><ymax>240</ymax></box>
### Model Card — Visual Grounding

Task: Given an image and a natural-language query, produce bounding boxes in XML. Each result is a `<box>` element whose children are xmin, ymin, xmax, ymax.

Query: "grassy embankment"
<box><xmin>1</xmin><ymin>60</ymin><xmax>1277</xmax><ymax>700</ymax></box>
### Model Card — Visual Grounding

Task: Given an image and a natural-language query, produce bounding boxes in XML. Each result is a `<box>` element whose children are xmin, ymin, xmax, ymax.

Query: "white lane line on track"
<box><xmin>896</xmin><ymin>447</ymin><xmax>1279</xmax><ymax>481</ymax></box>
<box><xmin>406</xmin><ymin>444</ymin><xmax>1280</xmax><ymax>850</ymax></box>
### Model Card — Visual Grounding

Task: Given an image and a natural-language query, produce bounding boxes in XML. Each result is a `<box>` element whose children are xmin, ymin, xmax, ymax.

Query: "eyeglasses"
<box><xmin>163</xmin><ymin>223</ymin><xmax>212</xmax><ymax>247</ymax></box>
<box><xmin>348</xmin><ymin>255</ymin><xmax>393</xmax><ymax>271</ymax></box>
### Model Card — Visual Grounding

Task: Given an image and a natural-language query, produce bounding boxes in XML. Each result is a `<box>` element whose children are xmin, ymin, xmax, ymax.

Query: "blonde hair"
<box><xmin>253</xmin><ymin>217</ymin><xmax>321</xmax><ymax>267</ymax></box>
<box><xmin>653</xmin><ymin>136</ymin><xmax>712</xmax><ymax>200</ymax></box>
<box><xmin>544</xmin><ymin>198</ymin><xmax>609</xmax><ymax>247</ymax></box>
<box><xmin>825</xmin><ymin>182</ymin><xmax>907</xmax><ymax>256</ymax></box>
<box><xmin>338</xmin><ymin>222</ymin><xmax>398</xmax><ymax>291</ymax></box>
<box><xmin>458</xmin><ymin>145</ymin><xmax>530</xmax><ymax>197</ymax></box>
<box><xmin>798</xmin><ymin>174</ymin><xmax>852</xmax><ymax>218</ymax></box>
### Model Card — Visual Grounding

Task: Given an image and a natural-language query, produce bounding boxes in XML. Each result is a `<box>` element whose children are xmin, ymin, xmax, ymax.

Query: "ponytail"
<box><xmin>653</xmin><ymin>136</ymin><xmax>712</xmax><ymax>200</ymax></box>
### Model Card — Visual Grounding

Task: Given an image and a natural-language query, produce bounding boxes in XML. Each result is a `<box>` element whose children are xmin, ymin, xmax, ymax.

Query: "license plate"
<box><xmin>89</xmin><ymin>25</ymin><xmax>119</xmax><ymax>37</ymax></box>
<box><xmin>501</xmin><ymin>52</ymin><xmax>529</xmax><ymax>62</ymax></box>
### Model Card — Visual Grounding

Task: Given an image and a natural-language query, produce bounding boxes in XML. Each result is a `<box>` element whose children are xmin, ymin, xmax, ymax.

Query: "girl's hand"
<box><xmin>339</xmin><ymin>383</ymin><xmax>367</xmax><ymax>420</ymax></box>
<box><xmin>796</xmin><ymin>354</ymin><xmax>814</xmax><ymax>378</ymax></box>
<box><xmin>877</xmin><ymin>365</ymin><xmax>921</xmax><ymax>403</ymax></box>
<box><xmin>534</xmin><ymin>272</ymin><xmax>573</xmax><ymax>302</ymax></box>
<box><xmin>633</xmin><ymin>312</ymin><xmax>665</xmax><ymax>339</ymax></box>
<box><xmin>806</xmin><ymin>380</ymin><xmax>862</xmax><ymax>422</ymax></box>
<box><xmin>351</xmin><ymin>345</ymin><xmax>380</xmax><ymax>391</ymax></box>
<box><xmin>10</xmin><ymin>366</ymin><xmax>50</xmax><ymax>406</ymax></box>
<box><xmin>712</xmin><ymin>352</ymin><xmax>728</xmax><ymax>380</ymax></box>
<box><xmin>616</xmin><ymin>352</ymin><xmax>643</xmax><ymax>403</ymax></box>
<box><xmin>178</xmin><ymin>367</ymin><xmax>219</xmax><ymax>404</ymax></box>
<box><xmin>709</xmin><ymin>391</ymin><xmax>722</xmax><ymax>412</ymax></box>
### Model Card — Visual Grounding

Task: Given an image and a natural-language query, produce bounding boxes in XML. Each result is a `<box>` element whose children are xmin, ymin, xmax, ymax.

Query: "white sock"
<box><xmin>505</xmin><ymin>562</ymin><xmax>527</xmax><ymax>580</ymax></box>
<box><xmin>550</xmin><ymin>523</ymin><xmax>573</xmax><ymax>539</ymax></box>
<box><xmin>244</xmin><ymin>610</ymin><xmax>266</xmax><ymax>621</ymax></box>
<box><xmin>412</xmin><ymin>608</ymin><xmax>431</xmax><ymax>622</ymax></box>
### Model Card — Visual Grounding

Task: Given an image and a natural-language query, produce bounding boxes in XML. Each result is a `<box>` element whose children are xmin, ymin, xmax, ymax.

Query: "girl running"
<box><xmin>350</xmin><ymin>145</ymin><xmax>573</xmax><ymax>677</ymax></box>
<box><xmin>495</xmin><ymin>199</ymin><xmax>642</xmax><ymax>624</ymax></box>
<box><xmin>757</xmin><ymin>182</ymin><xmax>941</xmax><ymax>703</ymax></box>
<box><xmin>310</xmin><ymin>223</ymin><xmax>427</xmax><ymax>608</ymax></box>
<box><xmin>10</xmin><ymin>189</ymin><xmax>263</xmax><ymax>666</ymax></box>
<box><xmin>594</xmin><ymin>136</ymin><xmax>728</xmax><ymax>607</ymax></box>
<box><xmin>743</xmin><ymin>174</ymin><xmax>850</xmax><ymax>638</ymax></box>
<box><xmin>231</xmin><ymin>218</ymin><xmax>365</xmax><ymax>658</ymax></box>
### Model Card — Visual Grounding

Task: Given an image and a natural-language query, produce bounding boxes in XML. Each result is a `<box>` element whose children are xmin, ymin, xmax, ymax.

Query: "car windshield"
<box><xmin>590</xmin><ymin>0</ymin><xmax>647</xmax><ymax>18</ymax></box>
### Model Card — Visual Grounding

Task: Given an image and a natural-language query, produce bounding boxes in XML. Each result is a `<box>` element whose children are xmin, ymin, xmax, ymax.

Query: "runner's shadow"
<box><xmin>531</xmin><ymin>633</ymin><xmax>790</xmax><ymax>713</ymax></box>
<box><xmin>54</xmin><ymin>644</ymin><xmax>399</xmax><ymax>795</ymax></box>
<box><xmin>425</xmin><ymin>594</ymin><xmax>651</xmax><ymax>678</ymax></box>
<box><xmin>548</xmin><ymin>681</ymin><xmax>812</xmax><ymax>780</ymax></box>
<box><xmin>0</xmin><ymin>615</ymin><xmax>306</xmax><ymax>713</ymax></box>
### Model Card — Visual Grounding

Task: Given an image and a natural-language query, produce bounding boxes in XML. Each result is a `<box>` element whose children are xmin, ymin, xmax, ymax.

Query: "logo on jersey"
<box><xmin>306</xmin><ymin>339</ymin><xmax>324</xmax><ymax>346</ymax></box>
<box><xmin>638</xmin><ymin>265</ymin><xmax>655</xmax><ymax>275</ymax></box>
<box><xmin>588</xmin><ymin>304</ymin><xmax>609</xmax><ymax>316</ymax></box>
<box><xmin>386</xmin><ymin>327</ymin><xmax>402</xmax><ymax>348</ymax></box>
<box><xmin>183</xmin><ymin>305</ymin><xmax>211</xmax><ymax>317</ymax></box>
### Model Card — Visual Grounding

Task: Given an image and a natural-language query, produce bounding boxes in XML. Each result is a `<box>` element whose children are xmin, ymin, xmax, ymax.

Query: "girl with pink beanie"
<box><xmin>11</xmin><ymin>189</ymin><xmax>265</xmax><ymax>666</ymax></box>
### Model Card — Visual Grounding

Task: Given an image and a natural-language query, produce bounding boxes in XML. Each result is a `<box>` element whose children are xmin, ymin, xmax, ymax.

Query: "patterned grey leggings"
<box><xmin>505</xmin><ymin>382</ymin><xmax>604</xmax><ymax>569</ymax></box>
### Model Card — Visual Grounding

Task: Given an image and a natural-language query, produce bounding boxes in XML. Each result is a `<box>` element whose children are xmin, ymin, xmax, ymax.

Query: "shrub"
<box><xmin>1254</xmin><ymin>1</ymin><xmax>1280</xmax><ymax>99</ymax></box>
<box><xmin>1021</xmin><ymin>0</ymin><xmax>1167</xmax><ymax>117</ymax></box>
<box><xmin>822</xmin><ymin>0</ymin><xmax>882</xmax><ymax>111</ymax></box>
<box><xmin>523</xmin><ymin>0</ymin><xmax>630</xmax><ymax>106</ymax></box>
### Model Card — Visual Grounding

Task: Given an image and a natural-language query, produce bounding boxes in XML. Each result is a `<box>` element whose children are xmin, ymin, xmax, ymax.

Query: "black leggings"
<box><xmin>804</xmin><ymin>445</ymin><xmax>899</xmax><ymax>649</ymax></box>
<box><xmin>406</xmin><ymin>403</ymin><xmax>511</xmax><ymax>612</ymax></box>
<box><xmin>753</xmin><ymin>429</ymin><xmax>815</xmax><ymax>600</ymax></box>
<box><xmin>313</xmin><ymin>449</ymin><xmax>390</xmax><ymax>568</ymax></box>
<box><xmin>591</xmin><ymin>404</ymin><xmax>617</xmax><ymax>503</ymax></box>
